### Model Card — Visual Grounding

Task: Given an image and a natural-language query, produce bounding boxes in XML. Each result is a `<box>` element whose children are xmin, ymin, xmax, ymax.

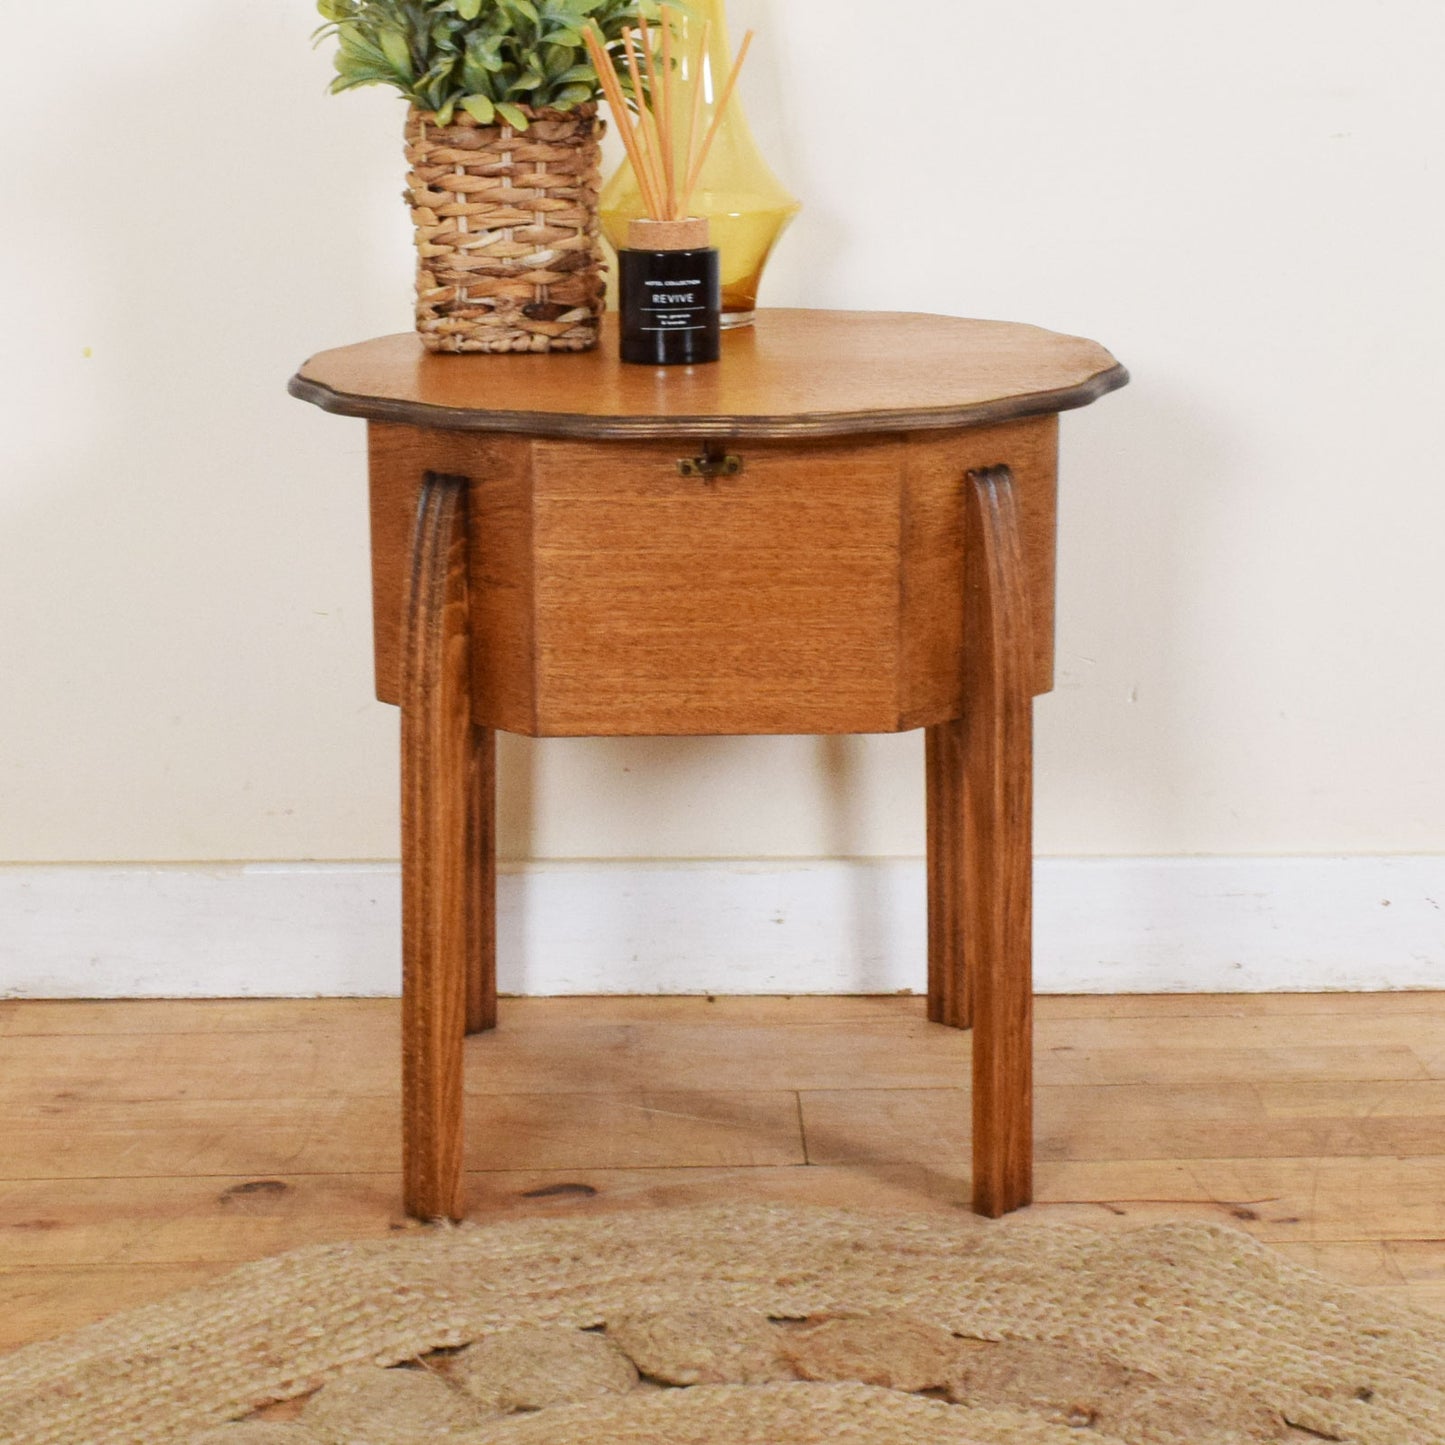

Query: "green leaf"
<box><xmin>461</xmin><ymin>56</ymin><xmax>495</xmax><ymax>92</ymax></box>
<box><xmin>431</xmin><ymin>18</ymin><xmax>464</xmax><ymax>49</ymax></box>
<box><xmin>456</xmin><ymin>0</ymin><xmax>483</xmax><ymax>16</ymax></box>
<box><xmin>416</xmin><ymin>58</ymin><xmax>459</xmax><ymax>104</ymax></box>
<box><xmin>435</xmin><ymin>97</ymin><xmax>457</xmax><ymax>125</ymax></box>
<box><xmin>495</xmin><ymin>101</ymin><xmax>530</xmax><ymax>129</ymax></box>
<box><xmin>460</xmin><ymin>93</ymin><xmax>496</xmax><ymax>123</ymax></box>
<box><xmin>329</xmin><ymin>72</ymin><xmax>382</xmax><ymax>93</ymax></box>
<box><xmin>337</xmin><ymin>23</ymin><xmax>386</xmax><ymax>62</ymax></box>
<box><xmin>467</xmin><ymin>34</ymin><xmax>505</xmax><ymax>70</ymax></box>
<box><xmin>378</xmin><ymin>27</ymin><xmax>412</xmax><ymax>74</ymax></box>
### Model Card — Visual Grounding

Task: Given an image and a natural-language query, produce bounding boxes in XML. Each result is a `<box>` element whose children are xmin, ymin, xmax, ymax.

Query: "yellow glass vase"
<box><xmin>599</xmin><ymin>0</ymin><xmax>799</xmax><ymax>327</ymax></box>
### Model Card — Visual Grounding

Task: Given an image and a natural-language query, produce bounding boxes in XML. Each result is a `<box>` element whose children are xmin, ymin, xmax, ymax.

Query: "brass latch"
<box><xmin>677</xmin><ymin>449</ymin><xmax>744</xmax><ymax>481</ymax></box>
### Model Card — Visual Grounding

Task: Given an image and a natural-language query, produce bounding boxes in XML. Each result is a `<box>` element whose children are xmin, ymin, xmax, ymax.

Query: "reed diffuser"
<box><xmin>601</xmin><ymin>0</ymin><xmax>796</xmax><ymax>328</ymax></box>
<box><xmin>585</xmin><ymin>10</ymin><xmax>754</xmax><ymax>365</ymax></box>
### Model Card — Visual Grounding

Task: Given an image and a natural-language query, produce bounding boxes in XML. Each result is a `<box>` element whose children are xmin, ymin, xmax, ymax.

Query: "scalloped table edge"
<box><xmin>287</xmin><ymin>359</ymin><xmax>1130</xmax><ymax>442</ymax></box>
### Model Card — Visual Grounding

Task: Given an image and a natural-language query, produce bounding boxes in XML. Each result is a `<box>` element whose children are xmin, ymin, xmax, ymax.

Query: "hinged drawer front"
<box><xmin>529</xmin><ymin>437</ymin><xmax>908</xmax><ymax>736</ymax></box>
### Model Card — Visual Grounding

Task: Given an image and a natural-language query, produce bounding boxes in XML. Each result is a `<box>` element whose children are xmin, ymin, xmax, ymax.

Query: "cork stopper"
<box><xmin>627</xmin><ymin>216</ymin><xmax>711</xmax><ymax>252</ymax></box>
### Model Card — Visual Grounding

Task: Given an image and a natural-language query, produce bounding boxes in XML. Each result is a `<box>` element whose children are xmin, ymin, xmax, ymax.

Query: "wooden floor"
<box><xmin>3</xmin><ymin>992</ymin><xmax>1445</xmax><ymax>1351</ymax></box>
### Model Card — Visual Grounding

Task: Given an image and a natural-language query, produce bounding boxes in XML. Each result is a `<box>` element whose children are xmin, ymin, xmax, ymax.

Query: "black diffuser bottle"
<box><xmin>619</xmin><ymin>217</ymin><xmax>722</xmax><ymax>366</ymax></box>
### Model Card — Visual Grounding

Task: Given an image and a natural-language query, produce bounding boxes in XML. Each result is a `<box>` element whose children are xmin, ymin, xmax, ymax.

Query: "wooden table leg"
<box><xmin>400</xmin><ymin>471</ymin><xmax>473</xmax><ymax>1221</ymax></box>
<box><xmin>467</xmin><ymin>725</ymin><xmax>497</xmax><ymax>1036</ymax></box>
<box><xmin>926</xmin><ymin>719</ymin><xmax>970</xmax><ymax>1029</ymax></box>
<box><xmin>962</xmin><ymin>464</ymin><xmax>1035</xmax><ymax>1218</ymax></box>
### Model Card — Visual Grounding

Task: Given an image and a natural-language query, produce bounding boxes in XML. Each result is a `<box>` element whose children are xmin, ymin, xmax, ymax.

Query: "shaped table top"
<box><xmin>290</xmin><ymin>310</ymin><xmax>1127</xmax><ymax>442</ymax></box>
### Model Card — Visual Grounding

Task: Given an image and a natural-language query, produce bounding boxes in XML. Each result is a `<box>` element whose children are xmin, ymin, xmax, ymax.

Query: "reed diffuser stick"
<box><xmin>583</xmin><ymin>27</ymin><xmax>663</xmax><ymax>218</ymax></box>
<box><xmin>621</xmin><ymin>28</ymin><xmax>668</xmax><ymax>212</ymax></box>
<box><xmin>682</xmin><ymin>28</ymin><xmax>754</xmax><ymax>210</ymax></box>
<box><xmin>682</xmin><ymin>17</ymin><xmax>711</xmax><ymax>204</ymax></box>
<box><xmin>658</xmin><ymin>7</ymin><xmax>678</xmax><ymax>219</ymax></box>
<box><xmin>636</xmin><ymin>15</ymin><xmax>674</xmax><ymax>219</ymax></box>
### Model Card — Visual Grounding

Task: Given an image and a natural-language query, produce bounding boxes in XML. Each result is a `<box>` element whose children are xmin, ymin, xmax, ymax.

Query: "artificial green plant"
<box><xmin>315</xmin><ymin>0</ymin><xmax>661</xmax><ymax>130</ymax></box>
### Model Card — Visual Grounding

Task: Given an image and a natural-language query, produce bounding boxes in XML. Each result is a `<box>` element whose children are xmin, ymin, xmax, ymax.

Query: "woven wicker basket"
<box><xmin>405</xmin><ymin>104</ymin><xmax>605</xmax><ymax>354</ymax></box>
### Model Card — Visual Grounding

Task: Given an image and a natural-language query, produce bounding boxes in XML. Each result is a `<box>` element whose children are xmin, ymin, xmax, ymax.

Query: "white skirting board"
<box><xmin>1</xmin><ymin>856</ymin><xmax>1441</xmax><ymax>999</ymax></box>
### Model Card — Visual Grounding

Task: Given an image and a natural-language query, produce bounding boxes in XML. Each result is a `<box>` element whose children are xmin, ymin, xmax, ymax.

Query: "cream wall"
<box><xmin>2</xmin><ymin>0</ymin><xmax>1442</xmax><ymax>867</ymax></box>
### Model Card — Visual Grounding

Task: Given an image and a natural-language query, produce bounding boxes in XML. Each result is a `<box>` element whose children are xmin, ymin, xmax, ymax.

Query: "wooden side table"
<box><xmin>290</xmin><ymin>310</ymin><xmax>1127</xmax><ymax>1222</ymax></box>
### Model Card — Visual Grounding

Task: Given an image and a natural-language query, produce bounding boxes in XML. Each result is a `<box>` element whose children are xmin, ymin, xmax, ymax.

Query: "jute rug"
<box><xmin>2</xmin><ymin>1204</ymin><xmax>1442</xmax><ymax>1444</ymax></box>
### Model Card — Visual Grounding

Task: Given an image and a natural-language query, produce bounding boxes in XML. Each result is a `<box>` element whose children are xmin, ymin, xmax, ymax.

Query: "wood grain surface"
<box><xmin>400</xmin><ymin>474</ymin><xmax>474</xmax><ymax>1220</ymax></box>
<box><xmin>465</xmin><ymin>725</ymin><xmax>497</xmax><ymax>1037</ymax></box>
<box><xmin>901</xmin><ymin>419</ymin><xmax>1058</xmax><ymax>715</ymax></box>
<box><xmin>291</xmin><ymin>312</ymin><xmax>1127</xmax><ymax>441</ymax></box>
<box><xmin>5</xmin><ymin>993</ymin><xmax>1445</xmax><ymax>1352</ymax></box>
<box><xmin>925</xmin><ymin>720</ymin><xmax>968</xmax><ymax>1030</ymax></box>
<box><xmin>364</xmin><ymin>421</ymin><xmax>1058</xmax><ymax>734</ymax></box>
<box><xmin>368</xmin><ymin>427</ymin><xmax>534</xmax><ymax>713</ymax></box>
<box><xmin>961</xmin><ymin>467</ymin><xmax>1036</xmax><ymax>1217</ymax></box>
<box><xmin>527</xmin><ymin>433</ymin><xmax>903</xmax><ymax>735</ymax></box>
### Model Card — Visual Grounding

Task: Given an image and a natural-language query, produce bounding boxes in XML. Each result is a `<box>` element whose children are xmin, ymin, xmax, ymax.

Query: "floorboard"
<box><xmin>2</xmin><ymin>993</ymin><xmax>1444</xmax><ymax>1349</ymax></box>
